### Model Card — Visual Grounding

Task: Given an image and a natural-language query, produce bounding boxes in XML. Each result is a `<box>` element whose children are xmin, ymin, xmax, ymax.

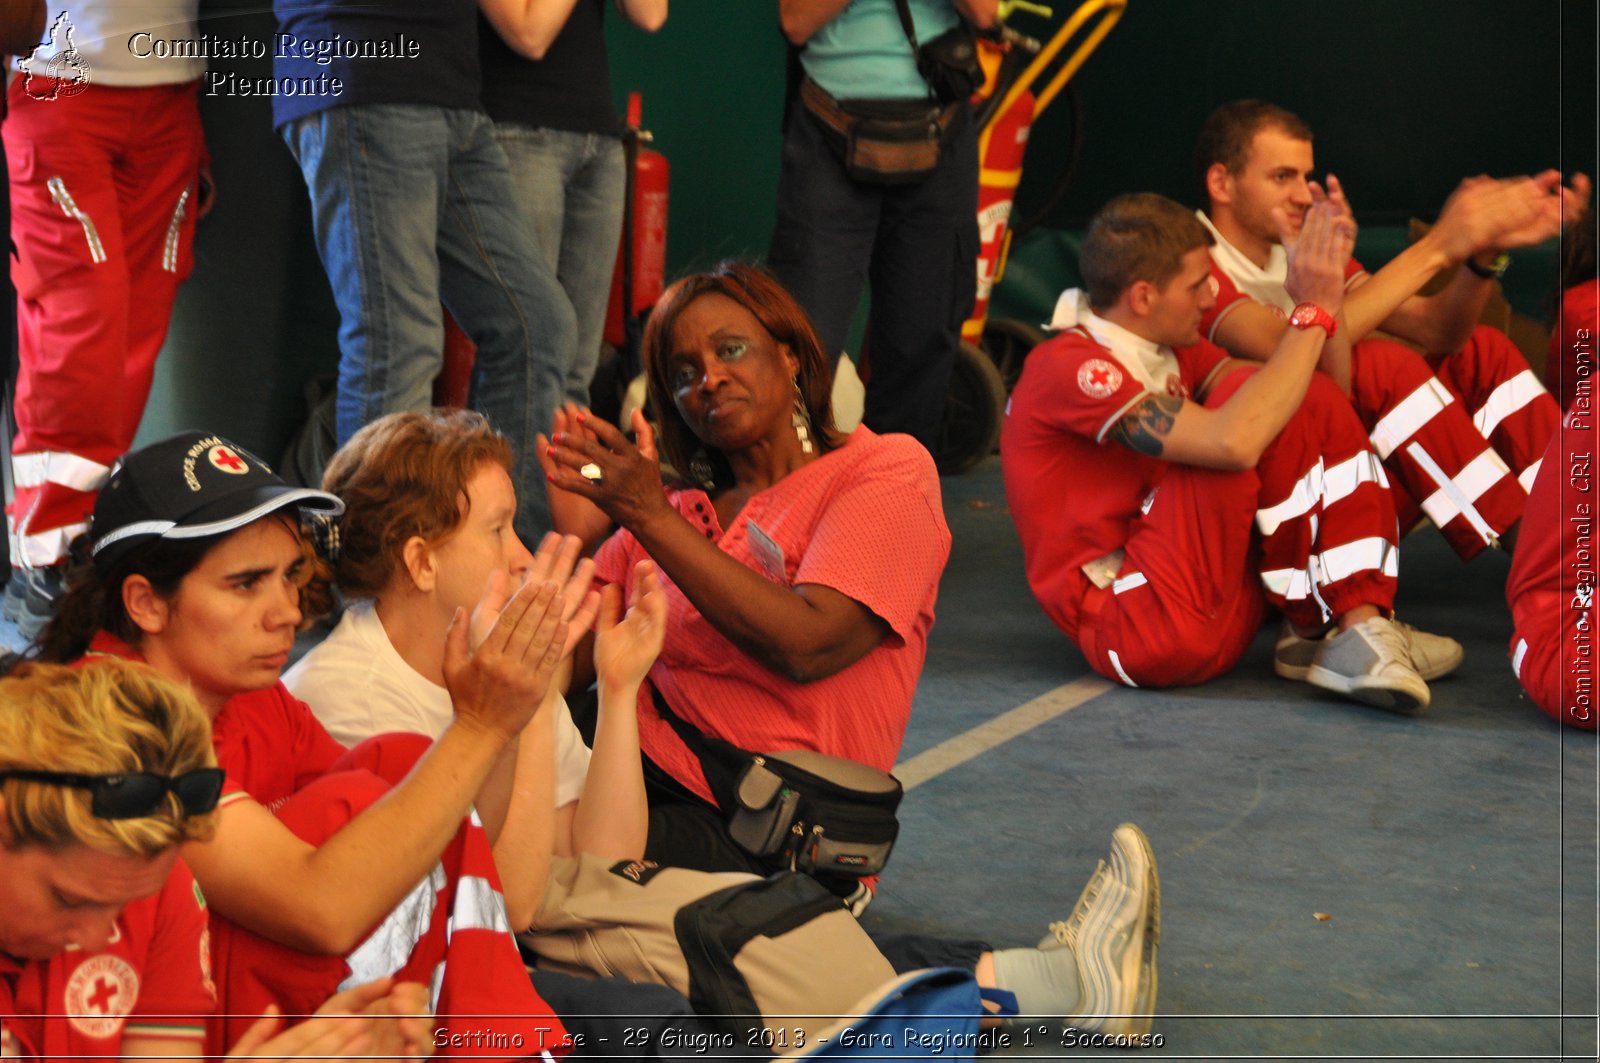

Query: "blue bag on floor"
<box><xmin>787</xmin><ymin>967</ymin><xmax>987</xmax><ymax>1060</ymax></box>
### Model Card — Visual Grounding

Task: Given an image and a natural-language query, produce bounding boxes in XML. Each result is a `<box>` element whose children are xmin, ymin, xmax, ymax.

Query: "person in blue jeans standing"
<box><xmin>478</xmin><ymin>0</ymin><xmax>667</xmax><ymax>408</ymax></box>
<box><xmin>273</xmin><ymin>0</ymin><xmax>575</xmax><ymax>544</ymax></box>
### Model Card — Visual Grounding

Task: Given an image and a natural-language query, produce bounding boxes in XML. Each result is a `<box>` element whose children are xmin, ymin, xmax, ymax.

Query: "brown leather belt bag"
<box><xmin>800</xmin><ymin>77</ymin><xmax>958</xmax><ymax>185</ymax></box>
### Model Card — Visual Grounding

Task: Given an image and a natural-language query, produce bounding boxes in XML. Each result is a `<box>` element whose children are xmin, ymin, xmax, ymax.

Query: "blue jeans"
<box><xmin>284</xmin><ymin>104</ymin><xmax>574</xmax><ymax>542</ymax></box>
<box><xmin>494</xmin><ymin>123</ymin><xmax>626</xmax><ymax>406</ymax></box>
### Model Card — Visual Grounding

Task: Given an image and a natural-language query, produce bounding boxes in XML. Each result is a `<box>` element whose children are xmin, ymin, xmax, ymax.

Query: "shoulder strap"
<box><xmin>892</xmin><ymin>0</ymin><xmax>921</xmax><ymax>52</ymax></box>
<box><xmin>649</xmin><ymin>685</ymin><xmax>753</xmax><ymax>807</ymax></box>
<box><xmin>651</xmin><ymin>684</ymin><xmax>734</xmax><ymax>758</ymax></box>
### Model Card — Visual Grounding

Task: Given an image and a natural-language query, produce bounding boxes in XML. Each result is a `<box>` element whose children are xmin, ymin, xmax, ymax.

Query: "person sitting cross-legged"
<box><xmin>1004</xmin><ymin>193</ymin><xmax>1460</xmax><ymax>711</ymax></box>
<box><xmin>1194</xmin><ymin>100</ymin><xmax>1583</xmax><ymax>565</ymax></box>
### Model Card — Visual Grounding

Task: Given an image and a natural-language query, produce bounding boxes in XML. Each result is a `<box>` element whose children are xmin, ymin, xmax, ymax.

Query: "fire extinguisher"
<box><xmin>603</xmin><ymin>91</ymin><xmax>669</xmax><ymax>362</ymax></box>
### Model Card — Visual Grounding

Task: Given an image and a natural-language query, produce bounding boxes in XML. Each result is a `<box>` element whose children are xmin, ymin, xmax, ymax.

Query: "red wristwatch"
<box><xmin>1288</xmin><ymin>302</ymin><xmax>1338</xmax><ymax>337</ymax></box>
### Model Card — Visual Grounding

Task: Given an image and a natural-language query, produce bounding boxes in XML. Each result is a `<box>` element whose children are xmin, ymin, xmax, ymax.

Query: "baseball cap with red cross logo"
<box><xmin>89</xmin><ymin>431</ymin><xmax>343</xmax><ymax>568</ymax></box>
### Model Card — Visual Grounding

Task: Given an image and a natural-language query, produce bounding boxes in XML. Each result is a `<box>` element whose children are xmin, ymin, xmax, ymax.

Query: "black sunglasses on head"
<box><xmin>0</xmin><ymin>768</ymin><xmax>226</xmax><ymax>820</ymax></box>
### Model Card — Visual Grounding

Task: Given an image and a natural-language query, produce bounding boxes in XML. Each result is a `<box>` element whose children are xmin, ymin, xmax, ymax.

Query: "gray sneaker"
<box><xmin>1273</xmin><ymin>619</ymin><xmax>1324</xmax><ymax>681</ymax></box>
<box><xmin>1305</xmin><ymin>616</ymin><xmax>1430</xmax><ymax>713</ymax></box>
<box><xmin>1039</xmin><ymin>823</ymin><xmax>1159</xmax><ymax>1039</ymax></box>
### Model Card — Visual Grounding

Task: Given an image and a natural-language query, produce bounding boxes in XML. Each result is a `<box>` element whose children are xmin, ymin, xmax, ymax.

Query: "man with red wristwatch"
<box><xmin>1004</xmin><ymin>193</ymin><xmax>1450</xmax><ymax>711</ymax></box>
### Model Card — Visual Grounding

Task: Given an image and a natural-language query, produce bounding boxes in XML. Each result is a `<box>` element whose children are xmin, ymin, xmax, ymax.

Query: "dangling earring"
<box><xmin>689</xmin><ymin>448</ymin><xmax>716</xmax><ymax>488</ymax></box>
<box><xmin>792</xmin><ymin>378</ymin><xmax>815</xmax><ymax>455</ymax></box>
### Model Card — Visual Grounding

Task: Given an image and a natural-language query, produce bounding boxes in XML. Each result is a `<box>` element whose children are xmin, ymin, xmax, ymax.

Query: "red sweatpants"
<box><xmin>1079</xmin><ymin>370</ymin><xmax>1398</xmax><ymax>688</ymax></box>
<box><xmin>4</xmin><ymin>77</ymin><xmax>203</xmax><ymax>567</ymax></box>
<box><xmin>1507</xmin><ymin>413</ymin><xmax>1597</xmax><ymax>730</ymax></box>
<box><xmin>1354</xmin><ymin>327</ymin><xmax>1558</xmax><ymax>560</ymax></box>
<box><xmin>205</xmin><ymin>735</ymin><xmax>569</xmax><ymax>1059</ymax></box>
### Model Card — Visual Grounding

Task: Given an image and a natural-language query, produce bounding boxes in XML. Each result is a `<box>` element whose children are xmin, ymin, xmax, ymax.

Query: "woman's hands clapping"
<box><xmin>443</xmin><ymin>579</ymin><xmax>566</xmax><ymax>743</ymax></box>
<box><xmin>538</xmin><ymin>404</ymin><xmax>671</xmax><ymax>535</ymax></box>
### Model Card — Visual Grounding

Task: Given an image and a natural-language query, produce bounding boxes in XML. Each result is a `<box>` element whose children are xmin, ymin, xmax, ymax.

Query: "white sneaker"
<box><xmin>1039</xmin><ymin>823</ymin><xmax>1159</xmax><ymax>1039</ymax></box>
<box><xmin>1279</xmin><ymin>617</ymin><xmax>1461</xmax><ymax>683</ymax></box>
<box><xmin>1392</xmin><ymin>618</ymin><xmax>1463</xmax><ymax>681</ymax></box>
<box><xmin>1305</xmin><ymin>616</ymin><xmax>1430</xmax><ymax>713</ymax></box>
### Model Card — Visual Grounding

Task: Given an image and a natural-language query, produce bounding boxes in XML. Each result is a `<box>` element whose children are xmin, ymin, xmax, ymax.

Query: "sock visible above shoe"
<box><xmin>1004</xmin><ymin>823</ymin><xmax>1158</xmax><ymax>1042</ymax></box>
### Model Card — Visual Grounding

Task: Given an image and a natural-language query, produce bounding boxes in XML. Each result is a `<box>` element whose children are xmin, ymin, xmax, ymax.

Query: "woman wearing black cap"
<box><xmin>30</xmin><ymin>430</ymin><xmax>580</xmax><ymax>1058</ymax></box>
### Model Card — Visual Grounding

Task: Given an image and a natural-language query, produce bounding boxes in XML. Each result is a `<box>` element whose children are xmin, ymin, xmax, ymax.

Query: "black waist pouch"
<box><xmin>652</xmin><ymin>688</ymin><xmax>903</xmax><ymax>879</ymax></box>
<box><xmin>728</xmin><ymin>750</ymin><xmax>902</xmax><ymax>878</ymax></box>
<box><xmin>916</xmin><ymin>23</ymin><xmax>983</xmax><ymax>105</ymax></box>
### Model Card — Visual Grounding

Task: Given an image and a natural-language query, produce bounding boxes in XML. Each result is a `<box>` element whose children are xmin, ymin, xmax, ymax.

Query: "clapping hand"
<box><xmin>1282</xmin><ymin>199</ymin><xmax>1357</xmax><ymax>316</ymax></box>
<box><xmin>444</xmin><ymin>579</ymin><xmax>567</xmax><ymax>743</ymax></box>
<box><xmin>544</xmin><ymin>407</ymin><xmax>672</xmax><ymax>530</ymax></box>
<box><xmin>524</xmin><ymin>531</ymin><xmax>602</xmax><ymax>660</ymax></box>
<box><xmin>594</xmin><ymin>560</ymin><xmax>668</xmax><ymax>694</ymax></box>
<box><xmin>1433</xmin><ymin>170</ymin><xmax>1591</xmax><ymax>262</ymax></box>
<box><xmin>536</xmin><ymin>403</ymin><xmax>659</xmax><ymax>546</ymax></box>
<box><xmin>1282</xmin><ymin>173</ymin><xmax>1357</xmax><ymax>265</ymax></box>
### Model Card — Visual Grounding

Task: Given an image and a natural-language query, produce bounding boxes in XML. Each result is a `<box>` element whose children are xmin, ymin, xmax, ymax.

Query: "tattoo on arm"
<box><xmin>1109</xmin><ymin>394</ymin><xmax>1183</xmax><ymax>457</ymax></box>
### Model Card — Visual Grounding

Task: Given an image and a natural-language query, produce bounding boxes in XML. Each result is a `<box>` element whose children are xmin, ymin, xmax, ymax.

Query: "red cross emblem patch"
<box><xmin>1077</xmin><ymin>358</ymin><xmax>1123</xmax><ymax>399</ymax></box>
<box><xmin>64</xmin><ymin>954</ymin><xmax>139</xmax><ymax>1039</ymax></box>
<box><xmin>208</xmin><ymin>444</ymin><xmax>249</xmax><ymax>475</ymax></box>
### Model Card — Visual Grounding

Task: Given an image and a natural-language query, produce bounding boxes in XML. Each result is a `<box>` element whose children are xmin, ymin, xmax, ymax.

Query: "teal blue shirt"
<box><xmin>800</xmin><ymin>0</ymin><xmax>958</xmax><ymax>100</ymax></box>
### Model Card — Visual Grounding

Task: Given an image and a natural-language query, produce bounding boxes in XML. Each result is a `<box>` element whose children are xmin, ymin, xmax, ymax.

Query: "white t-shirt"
<box><xmin>16</xmin><ymin>3</ymin><xmax>204</xmax><ymax>86</ymax></box>
<box><xmin>284</xmin><ymin>599</ymin><xmax>592</xmax><ymax>809</ymax></box>
<box><xmin>1046</xmin><ymin>288</ymin><xmax>1184</xmax><ymax>397</ymax></box>
<box><xmin>1195</xmin><ymin>210</ymin><xmax>1296</xmax><ymax>314</ymax></box>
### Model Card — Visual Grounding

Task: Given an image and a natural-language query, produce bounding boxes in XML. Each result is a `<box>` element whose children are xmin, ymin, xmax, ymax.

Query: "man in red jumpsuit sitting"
<box><xmin>1004</xmin><ymin>192</ymin><xmax>1458</xmax><ymax>712</ymax></box>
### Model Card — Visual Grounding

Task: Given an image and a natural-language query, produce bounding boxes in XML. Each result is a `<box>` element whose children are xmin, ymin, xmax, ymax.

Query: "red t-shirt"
<box><xmin>1000</xmin><ymin>327</ymin><xmax>1231</xmax><ymax>637</ymax></box>
<box><xmin>87</xmin><ymin>632</ymin><xmax>347</xmax><ymax>812</ymax></box>
<box><xmin>84</xmin><ymin>634</ymin><xmax>568</xmax><ymax>1059</ymax></box>
<box><xmin>209</xmin><ymin>681</ymin><xmax>349</xmax><ymax>812</ymax></box>
<box><xmin>593</xmin><ymin>427</ymin><xmax>950</xmax><ymax>803</ymax></box>
<box><xmin>0</xmin><ymin>861</ymin><xmax>213</xmax><ymax>1060</ymax></box>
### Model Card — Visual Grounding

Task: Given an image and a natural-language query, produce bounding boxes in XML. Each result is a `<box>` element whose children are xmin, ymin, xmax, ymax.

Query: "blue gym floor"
<box><xmin>7</xmin><ymin>455</ymin><xmax>1592</xmax><ymax>1061</ymax></box>
<box><xmin>869</xmin><ymin>457</ymin><xmax>1598</xmax><ymax>1061</ymax></box>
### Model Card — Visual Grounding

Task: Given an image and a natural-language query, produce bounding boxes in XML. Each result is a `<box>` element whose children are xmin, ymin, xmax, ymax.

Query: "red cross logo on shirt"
<box><xmin>208</xmin><ymin>445</ymin><xmax>249</xmax><ymax>475</ymax></box>
<box><xmin>1076</xmin><ymin>358</ymin><xmax>1124</xmax><ymax>399</ymax></box>
<box><xmin>64</xmin><ymin>954</ymin><xmax>138</xmax><ymax>1039</ymax></box>
<box><xmin>86</xmin><ymin>976</ymin><xmax>118</xmax><ymax>1013</ymax></box>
